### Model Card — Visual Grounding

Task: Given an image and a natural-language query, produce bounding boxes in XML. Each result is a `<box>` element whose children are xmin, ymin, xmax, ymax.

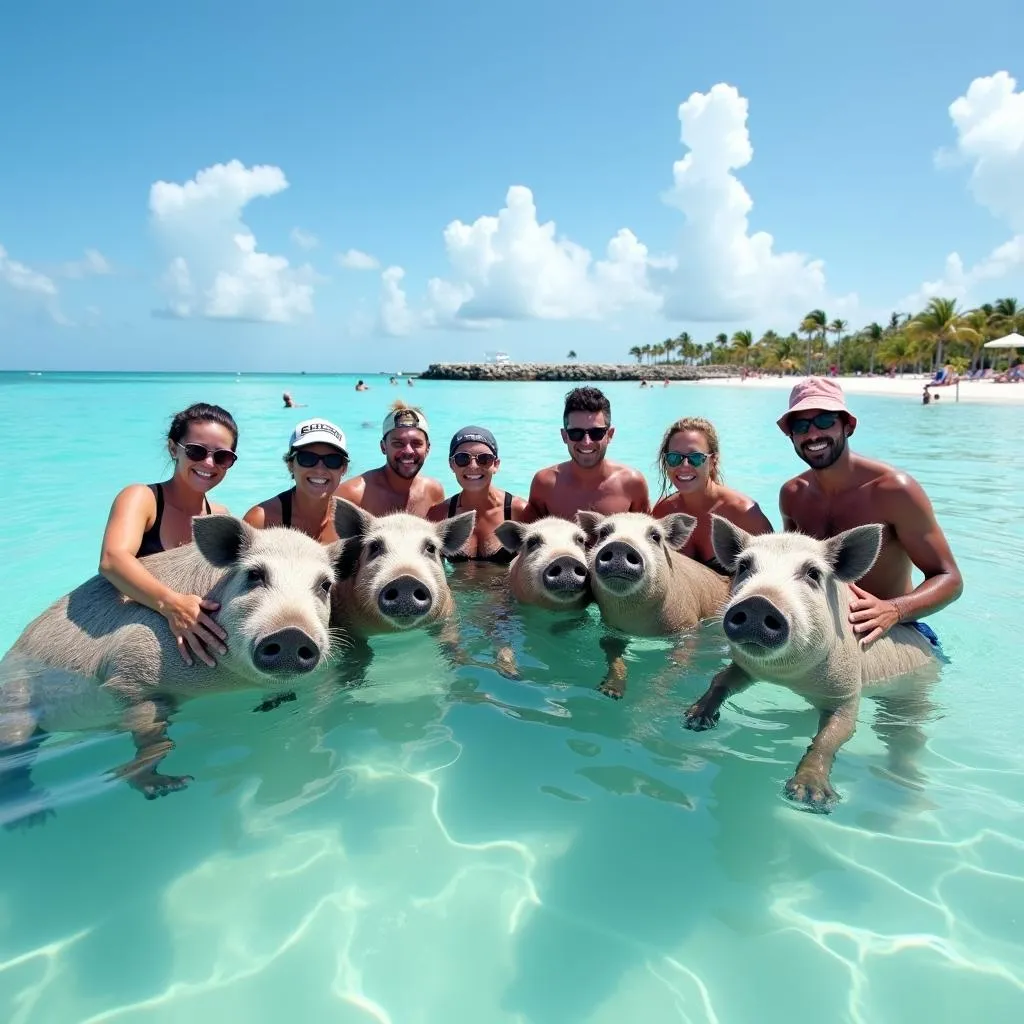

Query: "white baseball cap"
<box><xmin>381</xmin><ymin>406</ymin><xmax>430</xmax><ymax>440</ymax></box>
<box><xmin>289</xmin><ymin>418</ymin><xmax>349</xmax><ymax>455</ymax></box>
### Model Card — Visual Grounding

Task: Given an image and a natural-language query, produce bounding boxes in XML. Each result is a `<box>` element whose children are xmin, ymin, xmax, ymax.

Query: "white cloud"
<box><xmin>149</xmin><ymin>160</ymin><xmax>315</xmax><ymax>323</ymax></box>
<box><xmin>656</xmin><ymin>83</ymin><xmax>827</xmax><ymax>322</ymax></box>
<box><xmin>377</xmin><ymin>266</ymin><xmax>420</xmax><ymax>336</ymax></box>
<box><xmin>61</xmin><ymin>248</ymin><xmax>113</xmax><ymax>279</ymax></box>
<box><xmin>338</xmin><ymin>248</ymin><xmax>380</xmax><ymax>270</ymax></box>
<box><xmin>906</xmin><ymin>71</ymin><xmax>1024</xmax><ymax>307</ymax></box>
<box><xmin>290</xmin><ymin>228</ymin><xmax>319</xmax><ymax>250</ymax></box>
<box><xmin>0</xmin><ymin>243</ymin><xmax>71</xmax><ymax>324</ymax></box>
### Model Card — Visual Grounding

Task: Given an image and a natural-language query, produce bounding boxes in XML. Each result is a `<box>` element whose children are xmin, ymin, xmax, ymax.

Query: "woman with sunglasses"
<box><xmin>652</xmin><ymin>416</ymin><xmax>773</xmax><ymax>575</ymax></box>
<box><xmin>427</xmin><ymin>426</ymin><xmax>526</xmax><ymax>565</ymax></box>
<box><xmin>98</xmin><ymin>402</ymin><xmax>239</xmax><ymax>667</ymax></box>
<box><xmin>243</xmin><ymin>418</ymin><xmax>350</xmax><ymax>542</ymax></box>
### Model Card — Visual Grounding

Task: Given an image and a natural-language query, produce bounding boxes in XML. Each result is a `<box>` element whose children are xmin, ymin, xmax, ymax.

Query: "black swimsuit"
<box><xmin>278</xmin><ymin>488</ymin><xmax>294</xmax><ymax>527</ymax></box>
<box><xmin>445</xmin><ymin>492</ymin><xmax>517</xmax><ymax>566</ymax></box>
<box><xmin>137</xmin><ymin>483</ymin><xmax>212</xmax><ymax>557</ymax></box>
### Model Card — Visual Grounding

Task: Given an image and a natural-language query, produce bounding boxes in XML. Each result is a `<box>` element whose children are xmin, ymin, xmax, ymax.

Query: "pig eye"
<box><xmin>526</xmin><ymin>535</ymin><xmax>543</xmax><ymax>551</ymax></box>
<box><xmin>424</xmin><ymin>540</ymin><xmax>438</xmax><ymax>557</ymax></box>
<box><xmin>649</xmin><ymin>529</ymin><xmax>663</xmax><ymax>544</ymax></box>
<box><xmin>317</xmin><ymin>576</ymin><xmax>332</xmax><ymax>597</ymax></box>
<box><xmin>734</xmin><ymin>558</ymin><xmax>752</xmax><ymax>578</ymax></box>
<box><xmin>804</xmin><ymin>564</ymin><xmax>822</xmax><ymax>586</ymax></box>
<box><xmin>367</xmin><ymin>538</ymin><xmax>384</xmax><ymax>560</ymax></box>
<box><xmin>247</xmin><ymin>566</ymin><xmax>267</xmax><ymax>586</ymax></box>
<box><xmin>573</xmin><ymin>533</ymin><xmax>586</xmax><ymax>548</ymax></box>
<box><xmin>598</xmin><ymin>525</ymin><xmax>613</xmax><ymax>541</ymax></box>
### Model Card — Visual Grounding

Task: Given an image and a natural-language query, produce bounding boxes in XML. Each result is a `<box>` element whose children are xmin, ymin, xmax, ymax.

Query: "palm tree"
<box><xmin>567</xmin><ymin>349</ymin><xmax>578</xmax><ymax>362</ymax></box>
<box><xmin>906</xmin><ymin>297</ymin><xmax>980</xmax><ymax>368</ymax></box>
<box><xmin>960</xmin><ymin>309</ymin><xmax>991</xmax><ymax>371</ymax></box>
<box><xmin>730</xmin><ymin>329</ymin><xmax>754</xmax><ymax>367</ymax></box>
<box><xmin>675</xmin><ymin>331</ymin><xmax>693</xmax><ymax>364</ymax></box>
<box><xmin>992</xmin><ymin>297</ymin><xmax>1022</xmax><ymax>335</ymax></box>
<box><xmin>628</xmin><ymin>345</ymin><xmax>643</xmax><ymax>364</ymax></box>
<box><xmin>800</xmin><ymin>309</ymin><xmax>827</xmax><ymax>374</ymax></box>
<box><xmin>860</xmin><ymin>322</ymin><xmax>884</xmax><ymax>375</ymax></box>
<box><xmin>829</xmin><ymin>319</ymin><xmax>848</xmax><ymax>364</ymax></box>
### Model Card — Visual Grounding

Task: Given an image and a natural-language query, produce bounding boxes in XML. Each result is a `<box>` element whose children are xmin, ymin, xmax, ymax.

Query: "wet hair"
<box><xmin>656</xmin><ymin>416</ymin><xmax>723</xmax><ymax>496</ymax></box>
<box><xmin>167</xmin><ymin>402</ymin><xmax>239</xmax><ymax>449</ymax></box>
<box><xmin>562</xmin><ymin>386</ymin><xmax>611</xmax><ymax>425</ymax></box>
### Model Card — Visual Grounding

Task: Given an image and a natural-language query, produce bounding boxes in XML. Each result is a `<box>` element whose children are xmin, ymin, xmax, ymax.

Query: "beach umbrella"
<box><xmin>983</xmin><ymin>332</ymin><xmax>1023</xmax><ymax>349</ymax></box>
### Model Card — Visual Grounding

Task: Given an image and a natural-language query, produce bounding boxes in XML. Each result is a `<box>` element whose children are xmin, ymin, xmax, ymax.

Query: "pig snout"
<box><xmin>378</xmin><ymin>575</ymin><xmax>433</xmax><ymax>621</ymax></box>
<box><xmin>723</xmin><ymin>595</ymin><xmax>790</xmax><ymax>650</ymax></box>
<box><xmin>252</xmin><ymin>627</ymin><xmax>322</xmax><ymax>675</ymax></box>
<box><xmin>595</xmin><ymin>541</ymin><xmax>644</xmax><ymax>588</ymax></box>
<box><xmin>543</xmin><ymin>554</ymin><xmax>588</xmax><ymax>595</ymax></box>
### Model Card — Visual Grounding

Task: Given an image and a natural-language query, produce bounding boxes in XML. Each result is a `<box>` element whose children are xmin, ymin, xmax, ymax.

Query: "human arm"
<box><xmin>519</xmin><ymin>470</ymin><xmax>550</xmax><ymax>524</ymax></box>
<box><xmin>426</xmin><ymin>498</ymin><xmax>449</xmax><ymax>524</ymax></box>
<box><xmin>98</xmin><ymin>486</ymin><xmax>227</xmax><ymax>667</ymax></box>
<box><xmin>735</xmin><ymin>499</ymin><xmax>775</xmax><ymax>536</ymax></box>
<box><xmin>333</xmin><ymin>475</ymin><xmax>366</xmax><ymax>507</ymax></box>
<box><xmin>628</xmin><ymin>470</ymin><xmax>651</xmax><ymax>514</ymax></box>
<box><xmin>778</xmin><ymin>480</ymin><xmax>801</xmax><ymax>531</ymax></box>
<box><xmin>509</xmin><ymin>495</ymin><xmax>530</xmax><ymax>521</ymax></box>
<box><xmin>242</xmin><ymin>503</ymin><xmax>268</xmax><ymax>529</ymax></box>
<box><xmin>849</xmin><ymin>474</ymin><xmax>964</xmax><ymax>645</ymax></box>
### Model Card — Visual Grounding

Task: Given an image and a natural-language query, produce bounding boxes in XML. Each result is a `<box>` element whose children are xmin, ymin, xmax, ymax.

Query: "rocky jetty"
<box><xmin>417</xmin><ymin>362</ymin><xmax>743</xmax><ymax>382</ymax></box>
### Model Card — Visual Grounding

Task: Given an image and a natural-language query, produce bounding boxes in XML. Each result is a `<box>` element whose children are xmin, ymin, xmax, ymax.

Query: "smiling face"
<box><xmin>561</xmin><ymin>411</ymin><xmax>613</xmax><ymax>469</ymax></box>
<box><xmin>382</xmin><ymin>427</ymin><xmax>429</xmax><ymax>479</ymax></box>
<box><xmin>787</xmin><ymin>409</ymin><xmax>851</xmax><ymax>470</ymax></box>
<box><xmin>664</xmin><ymin>428</ymin><xmax>716</xmax><ymax>495</ymax></box>
<box><xmin>288</xmin><ymin>442</ymin><xmax>348</xmax><ymax>500</ymax></box>
<box><xmin>168</xmin><ymin>419</ymin><xmax>237</xmax><ymax>496</ymax></box>
<box><xmin>450</xmin><ymin>441</ymin><xmax>498</xmax><ymax>493</ymax></box>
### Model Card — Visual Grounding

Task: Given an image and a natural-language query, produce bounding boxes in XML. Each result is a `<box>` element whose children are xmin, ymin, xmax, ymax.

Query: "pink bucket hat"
<box><xmin>777</xmin><ymin>377</ymin><xmax>857</xmax><ymax>434</ymax></box>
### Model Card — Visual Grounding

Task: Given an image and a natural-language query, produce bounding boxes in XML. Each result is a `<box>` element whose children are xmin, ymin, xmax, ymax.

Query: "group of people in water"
<box><xmin>98</xmin><ymin>379</ymin><xmax>964</xmax><ymax>669</ymax></box>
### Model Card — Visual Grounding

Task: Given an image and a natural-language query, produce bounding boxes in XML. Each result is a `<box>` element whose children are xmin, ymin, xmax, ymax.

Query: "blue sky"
<box><xmin>1</xmin><ymin>0</ymin><xmax>1022</xmax><ymax>371</ymax></box>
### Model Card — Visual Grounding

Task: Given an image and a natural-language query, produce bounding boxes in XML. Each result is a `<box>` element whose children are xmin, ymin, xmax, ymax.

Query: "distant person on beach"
<box><xmin>652</xmin><ymin>416</ymin><xmax>773</xmax><ymax>574</ymax></box>
<box><xmin>98</xmin><ymin>402</ymin><xmax>238</xmax><ymax>667</ymax></box>
<box><xmin>243</xmin><ymin>418</ymin><xmax>349</xmax><ymax>543</ymax></box>
<box><xmin>777</xmin><ymin>377</ymin><xmax>963</xmax><ymax>648</ymax></box>
<box><xmin>333</xmin><ymin>400</ymin><xmax>444</xmax><ymax>517</ymax></box>
<box><xmin>427</xmin><ymin>426</ymin><xmax>527</xmax><ymax>564</ymax></box>
<box><xmin>355</xmin><ymin>380</ymin><xmax>369</xmax><ymax>391</ymax></box>
<box><xmin>521</xmin><ymin>386</ymin><xmax>650</xmax><ymax>522</ymax></box>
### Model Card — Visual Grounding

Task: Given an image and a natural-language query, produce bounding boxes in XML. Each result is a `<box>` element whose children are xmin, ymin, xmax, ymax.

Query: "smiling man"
<box><xmin>333</xmin><ymin>402</ymin><xmax>444</xmax><ymax>518</ymax></box>
<box><xmin>522</xmin><ymin>386</ymin><xmax>650</xmax><ymax>522</ymax></box>
<box><xmin>777</xmin><ymin>377</ymin><xmax>963</xmax><ymax>648</ymax></box>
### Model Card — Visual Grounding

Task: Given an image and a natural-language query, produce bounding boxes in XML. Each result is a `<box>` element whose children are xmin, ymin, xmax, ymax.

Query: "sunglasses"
<box><xmin>565</xmin><ymin>427</ymin><xmax>609</xmax><ymax>443</ymax></box>
<box><xmin>292</xmin><ymin>450</ymin><xmax>347</xmax><ymax>470</ymax></box>
<box><xmin>664</xmin><ymin>450</ymin><xmax>710</xmax><ymax>469</ymax></box>
<box><xmin>452</xmin><ymin>451</ymin><xmax>496</xmax><ymax>468</ymax></box>
<box><xmin>177</xmin><ymin>442</ymin><xmax>238</xmax><ymax>468</ymax></box>
<box><xmin>789</xmin><ymin>412</ymin><xmax>841</xmax><ymax>435</ymax></box>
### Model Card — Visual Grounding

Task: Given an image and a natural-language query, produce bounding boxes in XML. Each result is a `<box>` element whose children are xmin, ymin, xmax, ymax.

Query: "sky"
<box><xmin>1</xmin><ymin>0</ymin><xmax>1022</xmax><ymax>372</ymax></box>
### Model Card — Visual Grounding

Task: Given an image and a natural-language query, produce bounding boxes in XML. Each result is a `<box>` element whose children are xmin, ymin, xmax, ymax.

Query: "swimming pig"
<box><xmin>684</xmin><ymin>516</ymin><xmax>941</xmax><ymax>812</ymax></box>
<box><xmin>575</xmin><ymin>510</ymin><xmax>730</xmax><ymax>699</ymax></box>
<box><xmin>0</xmin><ymin>516</ymin><xmax>342</xmax><ymax>818</ymax></box>
<box><xmin>495</xmin><ymin>517</ymin><xmax>591</xmax><ymax>612</ymax></box>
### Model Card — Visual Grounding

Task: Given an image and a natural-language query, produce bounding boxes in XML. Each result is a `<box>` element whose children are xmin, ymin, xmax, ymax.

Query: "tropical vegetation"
<box><xmin>627</xmin><ymin>297</ymin><xmax>1023</xmax><ymax>376</ymax></box>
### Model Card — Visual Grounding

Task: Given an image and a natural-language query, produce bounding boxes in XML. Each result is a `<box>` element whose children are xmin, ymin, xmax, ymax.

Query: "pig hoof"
<box><xmin>132</xmin><ymin>772</ymin><xmax>194</xmax><ymax>799</ymax></box>
<box><xmin>252</xmin><ymin>691</ymin><xmax>297</xmax><ymax>713</ymax></box>
<box><xmin>598</xmin><ymin>681</ymin><xmax>624</xmax><ymax>700</ymax></box>
<box><xmin>784</xmin><ymin>775</ymin><xmax>838</xmax><ymax>812</ymax></box>
<box><xmin>683</xmin><ymin>703</ymin><xmax>720</xmax><ymax>730</ymax></box>
<box><xmin>495</xmin><ymin>647</ymin><xmax>521</xmax><ymax>680</ymax></box>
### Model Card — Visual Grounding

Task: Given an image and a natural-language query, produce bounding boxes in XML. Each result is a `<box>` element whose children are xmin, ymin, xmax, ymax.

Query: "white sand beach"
<box><xmin>693</xmin><ymin>373</ymin><xmax>1024</xmax><ymax>405</ymax></box>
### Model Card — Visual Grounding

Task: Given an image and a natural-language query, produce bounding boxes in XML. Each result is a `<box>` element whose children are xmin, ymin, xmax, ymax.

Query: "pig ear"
<box><xmin>710</xmin><ymin>514</ymin><xmax>751</xmax><ymax>574</ymax></box>
<box><xmin>332</xmin><ymin>497</ymin><xmax>372</xmax><ymax>542</ymax></box>
<box><xmin>330</xmin><ymin>537</ymin><xmax>363</xmax><ymax>582</ymax></box>
<box><xmin>438</xmin><ymin>511</ymin><xmax>476</xmax><ymax>557</ymax></box>
<box><xmin>193</xmin><ymin>515</ymin><xmax>255</xmax><ymax>568</ymax></box>
<box><xmin>660</xmin><ymin>513</ymin><xmax>697</xmax><ymax>551</ymax></box>
<box><xmin>575</xmin><ymin>510</ymin><xmax>603</xmax><ymax>543</ymax></box>
<box><xmin>495</xmin><ymin>520</ymin><xmax>527</xmax><ymax>554</ymax></box>
<box><xmin>825</xmin><ymin>524</ymin><xmax>882</xmax><ymax>584</ymax></box>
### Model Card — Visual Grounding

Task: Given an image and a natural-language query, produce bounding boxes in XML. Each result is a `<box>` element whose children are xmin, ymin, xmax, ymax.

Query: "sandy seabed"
<box><xmin>688</xmin><ymin>372</ymin><xmax>1024</xmax><ymax>405</ymax></box>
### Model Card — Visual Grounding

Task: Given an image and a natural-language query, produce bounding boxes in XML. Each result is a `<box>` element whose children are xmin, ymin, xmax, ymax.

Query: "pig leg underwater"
<box><xmin>0</xmin><ymin>673</ymin><xmax>54</xmax><ymax>829</ymax></box>
<box><xmin>108</xmin><ymin>695</ymin><xmax>192</xmax><ymax>800</ymax></box>
<box><xmin>684</xmin><ymin>661</ymin><xmax>753</xmax><ymax>728</ymax></box>
<box><xmin>598</xmin><ymin>633</ymin><xmax>629</xmax><ymax>699</ymax></box>
<box><xmin>784</xmin><ymin>697</ymin><xmax>859</xmax><ymax>812</ymax></box>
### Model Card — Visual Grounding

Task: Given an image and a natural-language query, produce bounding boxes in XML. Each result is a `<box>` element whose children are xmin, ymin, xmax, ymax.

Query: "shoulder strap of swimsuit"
<box><xmin>149</xmin><ymin>483</ymin><xmax>164</xmax><ymax>521</ymax></box>
<box><xmin>448</xmin><ymin>494</ymin><xmax>459</xmax><ymax>518</ymax></box>
<box><xmin>503</xmin><ymin>490</ymin><xmax>513</xmax><ymax>519</ymax></box>
<box><xmin>279</xmin><ymin>488</ymin><xmax>293</xmax><ymax>528</ymax></box>
<box><xmin>202</xmin><ymin>495</ymin><xmax>212</xmax><ymax>515</ymax></box>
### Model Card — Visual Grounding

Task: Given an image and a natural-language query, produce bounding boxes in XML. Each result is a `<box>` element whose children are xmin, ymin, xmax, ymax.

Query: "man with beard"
<box><xmin>522</xmin><ymin>386</ymin><xmax>650</xmax><ymax>522</ymax></box>
<box><xmin>333</xmin><ymin>402</ymin><xmax>444</xmax><ymax>517</ymax></box>
<box><xmin>778</xmin><ymin>377</ymin><xmax>962</xmax><ymax>648</ymax></box>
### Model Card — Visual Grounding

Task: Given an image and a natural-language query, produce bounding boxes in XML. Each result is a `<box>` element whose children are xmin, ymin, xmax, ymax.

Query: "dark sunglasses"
<box><xmin>565</xmin><ymin>427</ymin><xmax>609</xmax><ymax>443</ymax></box>
<box><xmin>452</xmin><ymin>451</ymin><xmax>496</xmax><ymax>468</ymax></box>
<box><xmin>292</xmin><ymin>450</ymin><xmax>347</xmax><ymax>470</ymax></box>
<box><xmin>664</xmin><ymin>450</ymin><xmax>710</xmax><ymax>468</ymax></box>
<box><xmin>789</xmin><ymin>412</ymin><xmax>841</xmax><ymax>435</ymax></box>
<box><xmin>177</xmin><ymin>442</ymin><xmax>238</xmax><ymax>468</ymax></box>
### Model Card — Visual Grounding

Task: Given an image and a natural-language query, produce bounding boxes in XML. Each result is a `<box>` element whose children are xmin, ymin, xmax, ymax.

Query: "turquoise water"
<box><xmin>1</xmin><ymin>370</ymin><xmax>1022</xmax><ymax>1023</ymax></box>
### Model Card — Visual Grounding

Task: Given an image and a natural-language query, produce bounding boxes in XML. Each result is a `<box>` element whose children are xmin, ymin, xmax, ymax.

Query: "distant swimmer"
<box><xmin>521</xmin><ymin>386</ymin><xmax>650</xmax><ymax>522</ymax></box>
<box><xmin>355</xmin><ymin>380</ymin><xmax>369</xmax><ymax>391</ymax></box>
<box><xmin>777</xmin><ymin>377</ymin><xmax>963</xmax><ymax>648</ymax></box>
<box><xmin>282</xmin><ymin>391</ymin><xmax>306</xmax><ymax>408</ymax></box>
<box><xmin>333</xmin><ymin>401</ymin><xmax>444</xmax><ymax>517</ymax></box>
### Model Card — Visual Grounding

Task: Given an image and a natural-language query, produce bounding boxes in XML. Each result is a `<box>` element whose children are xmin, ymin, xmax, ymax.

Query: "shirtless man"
<box><xmin>333</xmin><ymin>402</ymin><xmax>444</xmax><ymax>518</ymax></box>
<box><xmin>777</xmin><ymin>377</ymin><xmax>963</xmax><ymax>648</ymax></box>
<box><xmin>522</xmin><ymin>386</ymin><xmax>650</xmax><ymax>522</ymax></box>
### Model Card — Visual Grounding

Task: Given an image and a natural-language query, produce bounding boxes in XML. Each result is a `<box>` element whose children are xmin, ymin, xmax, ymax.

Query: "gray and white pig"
<box><xmin>495</xmin><ymin>517</ymin><xmax>591</xmax><ymax>612</ymax></box>
<box><xmin>0</xmin><ymin>516</ymin><xmax>342</xmax><ymax>817</ymax></box>
<box><xmin>684</xmin><ymin>515</ymin><xmax>941</xmax><ymax>812</ymax></box>
<box><xmin>576</xmin><ymin>510</ymin><xmax>730</xmax><ymax>698</ymax></box>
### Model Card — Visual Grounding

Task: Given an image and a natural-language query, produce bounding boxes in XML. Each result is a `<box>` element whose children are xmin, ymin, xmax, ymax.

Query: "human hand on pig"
<box><xmin>848</xmin><ymin>584</ymin><xmax>902</xmax><ymax>646</ymax></box>
<box><xmin>163</xmin><ymin>594</ymin><xmax>228</xmax><ymax>667</ymax></box>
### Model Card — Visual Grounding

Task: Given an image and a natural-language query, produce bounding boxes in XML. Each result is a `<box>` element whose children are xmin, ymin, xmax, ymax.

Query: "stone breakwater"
<box><xmin>416</xmin><ymin>362</ymin><xmax>743</xmax><ymax>382</ymax></box>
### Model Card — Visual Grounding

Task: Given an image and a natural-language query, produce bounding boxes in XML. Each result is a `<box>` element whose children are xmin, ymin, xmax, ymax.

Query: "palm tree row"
<box><xmin>628</xmin><ymin>297</ymin><xmax>1022</xmax><ymax>376</ymax></box>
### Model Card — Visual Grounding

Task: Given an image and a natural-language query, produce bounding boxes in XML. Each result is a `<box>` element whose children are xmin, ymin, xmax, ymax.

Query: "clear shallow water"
<box><xmin>1</xmin><ymin>370</ymin><xmax>1022</xmax><ymax>1023</ymax></box>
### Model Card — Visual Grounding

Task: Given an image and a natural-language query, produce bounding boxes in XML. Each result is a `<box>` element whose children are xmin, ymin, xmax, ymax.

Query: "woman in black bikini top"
<box><xmin>242</xmin><ymin>417</ymin><xmax>351</xmax><ymax>542</ymax></box>
<box><xmin>426</xmin><ymin>425</ymin><xmax>527</xmax><ymax>565</ymax></box>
